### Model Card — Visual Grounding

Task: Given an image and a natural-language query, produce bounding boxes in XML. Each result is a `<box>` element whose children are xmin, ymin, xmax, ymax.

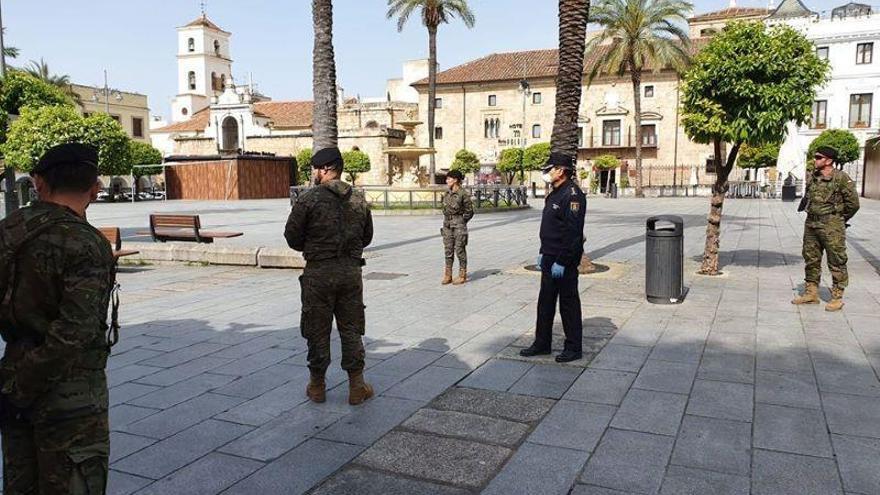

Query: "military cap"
<box><xmin>447</xmin><ymin>170</ymin><xmax>464</xmax><ymax>181</ymax></box>
<box><xmin>814</xmin><ymin>146</ymin><xmax>838</xmax><ymax>163</ymax></box>
<box><xmin>32</xmin><ymin>143</ymin><xmax>98</xmax><ymax>175</ymax></box>
<box><xmin>543</xmin><ymin>152</ymin><xmax>576</xmax><ymax>172</ymax></box>
<box><xmin>311</xmin><ymin>147</ymin><xmax>343</xmax><ymax>168</ymax></box>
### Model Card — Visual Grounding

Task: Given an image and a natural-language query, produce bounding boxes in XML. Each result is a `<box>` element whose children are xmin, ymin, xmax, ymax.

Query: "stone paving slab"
<box><xmin>401</xmin><ymin>408</ymin><xmax>530</xmax><ymax>447</ymax></box>
<box><xmin>354</xmin><ymin>430</ymin><xmax>511</xmax><ymax>488</ymax></box>
<box><xmin>482</xmin><ymin>442</ymin><xmax>590</xmax><ymax>495</ymax></box>
<box><xmin>580</xmin><ymin>428</ymin><xmax>675</xmax><ymax>494</ymax></box>
<box><xmin>430</xmin><ymin>387</ymin><xmax>555</xmax><ymax>422</ymax></box>
<box><xmin>310</xmin><ymin>467</ymin><xmax>470</xmax><ymax>495</ymax></box>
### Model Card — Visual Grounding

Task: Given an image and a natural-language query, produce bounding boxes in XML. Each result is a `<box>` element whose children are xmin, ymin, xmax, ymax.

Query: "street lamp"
<box><xmin>518</xmin><ymin>78</ymin><xmax>531</xmax><ymax>184</ymax></box>
<box><xmin>92</xmin><ymin>69</ymin><xmax>123</xmax><ymax>114</ymax></box>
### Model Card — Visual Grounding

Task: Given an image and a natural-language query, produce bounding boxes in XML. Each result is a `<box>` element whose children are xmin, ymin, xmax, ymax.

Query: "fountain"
<box><xmin>383</xmin><ymin>109</ymin><xmax>436</xmax><ymax>187</ymax></box>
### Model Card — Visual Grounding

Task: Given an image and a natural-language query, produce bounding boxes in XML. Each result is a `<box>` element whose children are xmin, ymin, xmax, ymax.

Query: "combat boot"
<box><xmin>791</xmin><ymin>282</ymin><xmax>820</xmax><ymax>305</ymax></box>
<box><xmin>825</xmin><ymin>288</ymin><xmax>844</xmax><ymax>312</ymax></box>
<box><xmin>348</xmin><ymin>370</ymin><xmax>374</xmax><ymax>405</ymax></box>
<box><xmin>441</xmin><ymin>266</ymin><xmax>453</xmax><ymax>285</ymax></box>
<box><xmin>453</xmin><ymin>268</ymin><xmax>467</xmax><ymax>285</ymax></box>
<box><xmin>306</xmin><ymin>373</ymin><xmax>326</xmax><ymax>403</ymax></box>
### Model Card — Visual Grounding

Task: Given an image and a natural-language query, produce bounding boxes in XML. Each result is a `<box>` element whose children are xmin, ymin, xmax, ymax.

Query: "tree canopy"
<box><xmin>128</xmin><ymin>141</ymin><xmax>164</xmax><ymax>176</ymax></box>
<box><xmin>594</xmin><ymin>154</ymin><xmax>620</xmax><ymax>170</ymax></box>
<box><xmin>0</xmin><ymin>70</ymin><xmax>73</xmax><ymax>116</ymax></box>
<box><xmin>450</xmin><ymin>149</ymin><xmax>480</xmax><ymax>174</ymax></box>
<box><xmin>523</xmin><ymin>142</ymin><xmax>551</xmax><ymax>170</ymax></box>
<box><xmin>737</xmin><ymin>142</ymin><xmax>779</xmax><ymax>169</ymax></box>
<box><xmin>343</xmin><ymin>149</ymin><xmax>371</xmax><ymax>184</ymax></box>
<box><xmin>2</xmin><ymin>105</ymin><xmax>130</xmax><ymax>175</ymax></box>
<box><xmin>296</xmin><ymin>148</ymin><xmax>313</xmax><ymax>185</ymax></box>
<box><xmin>807</xmin><ymin>129</ymin><xmax>860</xmax><ymax>166</ymax></box>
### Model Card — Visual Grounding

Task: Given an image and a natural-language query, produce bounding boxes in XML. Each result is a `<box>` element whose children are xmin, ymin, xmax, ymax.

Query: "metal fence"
<box><xmin>289</xmin><ymin>185</ymin><xmax>530</xmax><ymax>210</ymax></box>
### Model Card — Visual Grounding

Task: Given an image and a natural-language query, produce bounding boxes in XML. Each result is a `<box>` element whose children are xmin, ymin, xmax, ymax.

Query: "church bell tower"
<box><xmin>170</xmin><ymin>13</ymin><xmax>233</xmax><ymax>123</ymax></box>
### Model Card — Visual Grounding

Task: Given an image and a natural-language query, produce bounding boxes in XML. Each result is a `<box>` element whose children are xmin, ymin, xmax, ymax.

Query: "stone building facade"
<box><xmin>71</xmin><ymin>84</ymin><xmax>151</xmax><ymax>143</ymax></box>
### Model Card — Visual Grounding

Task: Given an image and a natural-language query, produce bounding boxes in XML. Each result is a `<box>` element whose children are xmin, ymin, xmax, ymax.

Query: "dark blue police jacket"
<box><xmin>539</xmin><ymin>178</ymin><xmax>586</xmax><ymax>268</ymax></box>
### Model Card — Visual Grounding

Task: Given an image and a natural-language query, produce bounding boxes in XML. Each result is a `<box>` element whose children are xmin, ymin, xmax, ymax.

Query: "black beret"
<box><xmin>33</xmin><ymin>143</ymin><xmax>98</xmax><ymax>175</ymax></box>
<box><xmin>814</xmin><ymin>146</ymin><xmax>838</xmax><ymax>162</ymax></box>
<box><xmin>447</xmin><ymin>170</ymin><xmax>464</xmax><ymax>181</ymax></box>
<box><xmin>544</xmin><ymin>152</ymin><xmax>576</xmax><ymax>170</ymax></box>
<box><xmin>311</xmin><ymin>147</ymin><xmax>343</xmax><ymax>168</ymax></box>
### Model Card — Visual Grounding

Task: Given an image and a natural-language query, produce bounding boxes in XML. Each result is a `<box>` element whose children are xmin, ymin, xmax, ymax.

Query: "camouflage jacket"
<box><xmin>442</xmin><ymin>188</ymin><xmax>474</xmax><ymax>228</ymax></box>
<box><xmin>284</xmin><ymin>180</ymin><xmax>374</xmax><ymax>262</ymax></box>
<box><xmin>805</xmin><ymin>169</ymin><xmax>860</xmax><ymax>221</ymax></box>
<box><xmin>0</xmin><ymin>201</ymin><xmax>115</xmax><ymax>408</ymax></box>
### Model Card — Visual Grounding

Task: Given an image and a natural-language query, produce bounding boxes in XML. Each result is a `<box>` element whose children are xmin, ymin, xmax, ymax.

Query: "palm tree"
<box><xmin>2</xmin><ymin>28</ymin><xmax>18</xmax><ymax>59</ymax></box>
<box><xmin>387</xmin><ymin>0</ymin><xmax>475</xmax><ymax>184</ymax></box>
<box><xmin>586</xmin><ymin>0</ymin><xmax>692</xmax><ymax>197</ymax></box>
<box><xmin>551</xmin><ymin>0</ymin><xmax>592</xmax><ymax>272</ymax></box>
<box><xmin>312</xmin><ymin>0</ymin><xmax>338</xmax><ymax>151</ymax></box>
<box><xmin>24</xmin><ymin>58</ymin><xmax>82</xmax><ymax>107</ymax></box>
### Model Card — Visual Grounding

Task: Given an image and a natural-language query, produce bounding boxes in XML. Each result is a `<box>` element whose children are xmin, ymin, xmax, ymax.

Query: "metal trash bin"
<box><xmin>646</xmin><ymin>215</ymin><xmax>684</xmax><ymax>304</ymax></box>
<box><xmin>781</xmin><ymin>184</ymin><xmax>797</xmax><ymax>201</ymax></box>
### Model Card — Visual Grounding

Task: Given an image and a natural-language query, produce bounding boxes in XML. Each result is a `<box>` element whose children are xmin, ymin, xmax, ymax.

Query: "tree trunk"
<box><xmin>699</xmin><ymin>139</ymin><xmax>741</xmax><ymax>275</ymax></box>
<box><xmin>312</xmin><ymin>0</ymin><xmax>338</xmax><ymax>151</ymax></box>
<box><xmin>427</xmin><ymin>24</ymin><xmax>438</xmax><ymax>185</ymax></box>
<box><xmin>630</xmin><ymin>64</ymin><xmax>644</xmax><ymax>198</ymax></box>
<box><xmin>550</xmin><ymin>0</ymin><xmax>590</xmax><ymax>161</ymax></box>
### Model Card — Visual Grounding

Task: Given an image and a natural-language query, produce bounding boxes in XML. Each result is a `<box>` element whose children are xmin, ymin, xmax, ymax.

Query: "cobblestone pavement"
<box><xmin>19</xmin><ymin>198</ymin><xmax>880</xmax><ymax>494</ymax></box>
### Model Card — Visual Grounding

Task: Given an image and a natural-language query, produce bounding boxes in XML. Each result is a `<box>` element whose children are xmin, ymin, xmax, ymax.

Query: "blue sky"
<box><xmin>5</xmin><ymin>1</ymin><xmax>818</xmax><ymax>120</ymax></box>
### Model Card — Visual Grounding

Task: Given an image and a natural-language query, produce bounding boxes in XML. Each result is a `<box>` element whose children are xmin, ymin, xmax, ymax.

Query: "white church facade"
<box><xmin>151</xmin><ymin>14</ymin><xmax>428</xmax><ymax>186</ymax></box>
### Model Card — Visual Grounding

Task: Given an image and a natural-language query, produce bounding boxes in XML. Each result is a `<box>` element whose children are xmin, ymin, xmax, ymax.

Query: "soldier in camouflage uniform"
<box><xmin>284</xmin><ymin>147</ymin><xmax>375</xmax><ymax>405</ymax></box>
<box><xmin>792</xmin><ymin>146</ymin><xmax>860</xmax><ymax>311</ymax></box>
<box><xmin>0</xmin><ymin>143</ymin><xmax>116</xmax><ymax>494</ymax></box>
<box><xmin>440</xmin><ymin>170</ymin><xmax>474</xmax><ymax>285</ymax></box>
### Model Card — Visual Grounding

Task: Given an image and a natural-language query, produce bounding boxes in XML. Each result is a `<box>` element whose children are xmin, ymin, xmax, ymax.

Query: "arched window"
<box><xmin>214</xmin><ymin>40</ymin><xmax>221</xmax><ymax>56</ymax></box>
<box><xmin>188</xmin><ymin>71</ymin><xmax>196</xmax><ymax>91</ymax></box>
<box><xmin>220</xmin><ymin>74</ymin><xmax>226</xmax><ymax>90</ymax></box>
<box><xmin>187</xmin><ymin>38</ymin><xmax>195</xmax><ymax>52</ymax></box>
<box><xmin>221</xmin><ymin>117</ymin><xmax>239</xmax><ymax>152</ymax></box>
<box><xmin>211</xmin><ymin>72</ymin><xmax>218</xmax><ymax>91</ymax></box>
<box><xmin>484</xmin><ymin>119</ymin><xmax>489</xmax><ymax>138</ymax></box>
<box><xmin>495</xmin><ymin>118</ymin><xmax>501</xmax><ymax>138</ymax></box>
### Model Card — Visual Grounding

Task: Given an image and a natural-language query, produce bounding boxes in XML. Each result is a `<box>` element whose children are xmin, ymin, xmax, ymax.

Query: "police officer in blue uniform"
<box><xmin>520</xmin><ymin>152</ymin><xmax>587</xmax><ymax>363</ymax></box>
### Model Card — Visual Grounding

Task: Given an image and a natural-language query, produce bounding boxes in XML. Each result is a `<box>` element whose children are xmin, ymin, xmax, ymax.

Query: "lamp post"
<box><xmin>519</xmin><ymin>78</ymin><xmax>531</xmax><ymax>184</ymax></box>
<box><xmin>93</xmin><ymin>69</ymin><xmax>123</xmax><ymax>114</ymax></box>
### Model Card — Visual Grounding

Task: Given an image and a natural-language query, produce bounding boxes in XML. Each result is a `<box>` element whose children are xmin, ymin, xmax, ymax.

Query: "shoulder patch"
<box><xmin>570</xmin><ymin>201</ymin><xmax>580</xmax><ymax>212</ymax></box>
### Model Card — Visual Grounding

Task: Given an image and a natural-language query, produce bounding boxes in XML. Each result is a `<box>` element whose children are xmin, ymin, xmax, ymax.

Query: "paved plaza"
<box><xmin>49</xmin><ymin>197</ymin><xmax>880</xmax><ymax>493</ymax></box>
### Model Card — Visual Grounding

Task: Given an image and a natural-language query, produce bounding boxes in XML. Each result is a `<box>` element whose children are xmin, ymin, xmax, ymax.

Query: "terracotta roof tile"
<box><xmin>152</xmin><ymin>100</ymin><xmax>314</xmax><ymax>133</ymax></box>
<box><xmin>415</xmin><ymin>41</ymin><xmax>707</xmax><ymax>86</ymax></box>
<box><xmin>182</xmin><ymin>14</ymin><xmax>230</xmax><ymax>34</ymax></box>
<box><xmin>689</xmin><ymin>7</ymin><xmax>770</xmax><ymax>22</ymax></box>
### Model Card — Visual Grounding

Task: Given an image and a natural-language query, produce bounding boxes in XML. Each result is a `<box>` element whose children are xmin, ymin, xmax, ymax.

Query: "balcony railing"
<box><xmin>578</xmin><ymin>126</ymin><xmax>658</xmax><ymax>150</ymax></box>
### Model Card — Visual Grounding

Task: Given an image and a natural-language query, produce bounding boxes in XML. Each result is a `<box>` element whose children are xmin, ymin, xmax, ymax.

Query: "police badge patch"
<box><xmin>570</xmin><ymin>201</ymin><xmax>580</xmax><ymax>212</ymax></box>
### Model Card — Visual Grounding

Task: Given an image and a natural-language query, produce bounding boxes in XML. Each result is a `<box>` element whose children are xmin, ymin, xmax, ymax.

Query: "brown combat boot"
<box><xmin>348</xmin><ymin>370</ymin><xmax>374</xmax><ymax>405</ymax></box>
<box><xmin>441</xmin><ymin>266</ymin><xmax>453</xmax><ymax>285</ymax></box>
<box><xmin>791</xmin><ymin>282</ymin><xmax>820</xmax><ymax>305</ymax></box>
<box><xmin>453</xmin><ymin>268</ymin><xmax>467</xmax><ymax>285</ymax></box>
<box><xmin>825</xmin><ymin>288</ymin><xmax>844</xmax><ymax>312</ymax></box>
<box><xmin>306</xmin><ymin>373</ymin><xmax>326</xmax><ymax>403</ymax></box>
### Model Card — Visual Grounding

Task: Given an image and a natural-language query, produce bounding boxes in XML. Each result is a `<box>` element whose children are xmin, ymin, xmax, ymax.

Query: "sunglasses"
<box><xmin>813</xmin><ymin>154</ymin><xmax>829</xmax><ymax>160</ymax></box>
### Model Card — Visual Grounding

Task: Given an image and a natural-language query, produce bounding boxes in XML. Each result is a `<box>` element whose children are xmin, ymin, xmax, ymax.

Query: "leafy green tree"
<box><xmin>497</xmin><ymin>147</ymin><xmax>524</xmax><ymax>183</ymax></box>
<box><xmin>2</xmin><ymin>105</ymin><xmax>130</xmax><ymax>176</ymax></box>
<box><xmin>0</xmin><ymin>70</ymin><xmax>72</xmax><ymax>116</ymax></box>
<box><xmin>23</xmin><ymin>58</ymin><xmax>82</xmax><ymax>107</ymax></box>
<box><xmin>681</xmin><ymin>21</ymin><xmax>828</xmax><ymax>275</ymax></box>
<box><xmin>342</xmin><ymin>149</ymin><xmax>371</xmax><ymax>184</ymax></box>
<box><xmin>587</xmin><ymin>0</ymin><xmax>692</xmax><ymax>197</ymax></box>
<box><xmin>594</xmin><ymin>154</ymin><xmax>620</xmax><ymax>193</ymax></box>
<box><xmin>296</xmin><ymin>148</ymin><xmax>313</xmax><ymax>185</ymax></box>
<box><xmin>523</xmin><ymin>142</ymin><xmax>551</xmax><ymax>170</ymax></box>
<box><xmin>807</xmin><ymin>129</ymin><xmax>860</xmax><ymax>168</ymax></box>
<box><xmin>450</xmin><ymin>149</ymin><xmax>480</xmax><ymax>175</ymax></box>
<box><xmin>737</xmin><ymin>143</ymin><xmax>779</xmax><ymax>169</ymax></box>
<box><xmin>387</xmin><ymin>0</ymin><xmax>475</xmax><ymax>182</ymax></box>
<box><xmin>128</xmin><ymin>140</ymin><xmax>163</xmax><ymax>176</ymax></box>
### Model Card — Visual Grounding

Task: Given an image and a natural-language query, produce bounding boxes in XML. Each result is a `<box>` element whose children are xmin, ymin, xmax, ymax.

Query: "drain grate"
<box><xmin>364</xmin><ymin>272</ymin><xmax>409</xmax><ymax>280</ymax></box>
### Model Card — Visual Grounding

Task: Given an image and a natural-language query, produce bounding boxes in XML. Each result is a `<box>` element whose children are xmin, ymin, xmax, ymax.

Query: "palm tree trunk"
<box><xmin>550</xmin><ymin>0</ymin><xmax>590</xmax><ymax>160</ymax></box>
<box><xmin>427</xmin><ymin>24</ymin><xmax>438</xmax><ymax>184</ymax></box>
<box><xmin>312</xmin><ymin>0</ymin><xmax>338</xmax><ymax>151</ymax></box>
<box><xmin>699</xmin><ymin>139</ymin><xmax>741</xmax><ymax>275</ymax></box>
<box><xmin>630</xmin><ymin>64</ymin><xmax>644</xmax><ymax>198</ymax></box>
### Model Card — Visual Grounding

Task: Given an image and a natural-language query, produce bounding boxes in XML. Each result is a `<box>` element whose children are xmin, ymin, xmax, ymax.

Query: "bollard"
<box><xmin>645</xmin><ymin>215</ymin><xmax>684</xmax><ymax>304</ymax></box>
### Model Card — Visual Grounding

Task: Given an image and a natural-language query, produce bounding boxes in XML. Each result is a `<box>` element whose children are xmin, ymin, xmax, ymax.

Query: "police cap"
<box><xmin>814</xmin><ymin>146</ymin><xmax>838</xmax><ymax>163</ymax></box>
<box><xmin>311</xmin><ymin>147</ymin><xmax>343</xmax><ymax>168</ymax></box>
<box><xmin>446</xmin><ymin>170</ymin><xmax>464</xmax><ymax>181</ymax></box>
<box><xmin>542</xmin><ymin>152</ymin><xmax>576</xmax><ymax>172</ymax></box>
<box><xmin>32</xmin><ymin>143</ymin><xmax>99</xmax><ymax>175</ymax></box>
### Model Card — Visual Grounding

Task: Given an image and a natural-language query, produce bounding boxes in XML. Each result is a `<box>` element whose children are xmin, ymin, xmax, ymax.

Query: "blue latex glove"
<box><xmin>536</xmin><ymin>254</ymin><xmax>543</xmax><ymax>268</ymax></box>
<box><xmin>551</xmin><ymin>262</ymin><xmax>565</xmax><ymax>279</ymax></box>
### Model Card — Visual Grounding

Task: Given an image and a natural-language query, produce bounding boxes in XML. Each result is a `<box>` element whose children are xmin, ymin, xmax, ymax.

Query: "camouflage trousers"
<box><xmin>803</xmin><ymin>218</ymin><xmax>849</xmax><ymax>290</ymax></box>
<box><xmin>441</xmin><ymin>223</ymin><xmax>468</xmax><ymax>269</ymax></box>
<box><xmin>299</xmin><ymin>258</ymin><xmax>366</xmax><ymax>375</ymax></box>
<box><xmin>1</xmin><ymin>372</ymin><xmax>109</xmax><ymax>495</ymax></box>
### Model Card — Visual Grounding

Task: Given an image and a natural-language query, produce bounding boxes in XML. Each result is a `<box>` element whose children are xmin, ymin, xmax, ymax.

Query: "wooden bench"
<box><xmin>99</xmin><ymin>227</ymin><xmax>140</xmax><ymax>258</ymax></box>
<box><xmin>139</xmin><ymin>214</ymin><xmax>243</xmax><ymax>244</ymax></box>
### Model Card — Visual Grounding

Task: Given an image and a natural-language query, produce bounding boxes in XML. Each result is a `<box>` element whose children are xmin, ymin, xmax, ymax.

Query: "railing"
<box><xmin>290</xmin><ymin>185</ymin><xmax>530</xmax><ymax>210</ymax></box>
